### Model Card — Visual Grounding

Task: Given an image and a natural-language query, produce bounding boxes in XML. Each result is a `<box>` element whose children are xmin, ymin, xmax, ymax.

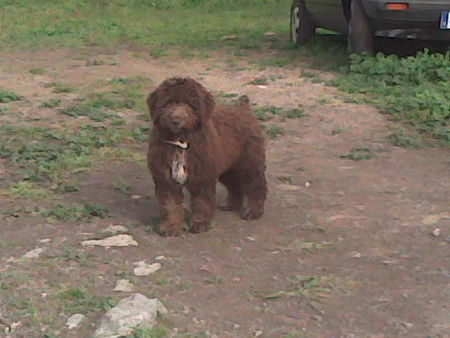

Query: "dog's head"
<box><xmin>147</xmin><ymin>77</ymin><xmax>215</xmax><ymax>137</ymax></box>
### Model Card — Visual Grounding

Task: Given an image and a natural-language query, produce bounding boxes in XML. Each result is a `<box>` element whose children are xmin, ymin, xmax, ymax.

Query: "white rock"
<box><xmin>432</xmin><ymin>228</ymin><xmax>441</xmax><ymax>237</ymax></box>
<box><xmin>277</xmin><ymin>184</ymin><xmax>300</xmax><ymax>191</ymax></box>
<box><xmin>94</xmin><ymin>294</ymin><xmax>167</xmax><ymax>337</ymax></box>
<box><xmin>81</xmin><ymin>235</ymin><xmax>138</xmax><ymax>248</ymax></box>
<box><xmin>114</xmin><ymin>280</ymin><xmax>134</xmax><ymax>292</ymax></box>
<box><xmin>22</xmin><ymin>248</ymin><xmax>45</xmax><ymax>259</ymax></box>
<box><xmin>305</xmin><ymin>181</ymin><xmax>311</xmax><ymax>188</ymax></box>
<box><xmin>101</xmin><ymin>225</ymin><xmax>129</xmax><ymax>234</ymax></box>
<box><xmin>154</xmin><ymin>255</ymin><xmax>166</xmax><ymax>261</ymax></box>
<box><xmin>133</xmin><ymin>261</ymin><xmax>161</xmax><ymax>276</ymax></box>
<box><xmin>66</xmin><ymin>314</ymin><xmax>85</xmax><ymax>329</ymax></box>
<box><xmin>246</xmin><ymin>236</ymin><xmax>256</xmax><ymax>242</ymax></box>
<box><xmin>350</xmin><ymin>251</ymin><xmax>362</xmax><ymax>258</ymax></box>
<box><xmin>38</xmin><ymin>239</ymin><xmax>51</xmax><ymax>244</ymax></box>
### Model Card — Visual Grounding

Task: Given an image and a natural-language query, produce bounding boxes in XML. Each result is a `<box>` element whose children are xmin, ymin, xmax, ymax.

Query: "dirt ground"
<box><xmin>0</xmin><ymin>47</ymin><xmax>449</xmax><ymax>337</ymax></box>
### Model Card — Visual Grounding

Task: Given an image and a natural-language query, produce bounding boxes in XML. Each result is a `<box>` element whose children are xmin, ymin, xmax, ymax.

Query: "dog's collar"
<box><xmin>165</xmin><ymin>140</ymin><xmax>188</xmax><ymax>150</ymax></box>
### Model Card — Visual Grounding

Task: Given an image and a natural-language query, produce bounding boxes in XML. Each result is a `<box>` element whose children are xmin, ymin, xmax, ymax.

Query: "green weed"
<box><xmin>38</xmin><ymin>203</ymin><xmax>109</xmax><ymax>222</ymax></box>
<box><xmin>131</xmin><ymin>326</ymin><xmax>169</xmax><ymax>338</ymax></box>
<box><xmin>6</xmin><ymin>181</ymin><xmax>52</xmax><ymax>199</ymax></box>
<box><xmin>340</xmin><ymin>147</ymin><xmax>374</xmax><ymax>161</ymax></box>
<box><xmin>264</xmin><ymin>124</ymin><xmax>285</xmax><ymax>139</ymax></box>
<box><xmin>44</xmin><ymin>82</ymin><xmax>75</xmax><ymax>93</ymax></box>
<box><xmin>57</xmin><ymin>287</ymin><xmax>116</xmax><ymax>314</ymax></box>
<box><xmin>29</xmin><ymin>67</ymin><xmax>46</xmax><ymax>75</ymax></box>
<box><xmin>0</xmin><ymin>88</ymin><xmax>22</xmax><ymax>103</ymax></box>
<box><xmin>331</xmin><ymin>50</ymin><xmax>450</xmax><ymax>144</ymax></box>
<box><xmin>40</xmin><ymin>99</ymin><xmax>62</xmax><ymax>108</ymax></box>
<box><xmin>114</xmin><ymin>179</ymin><xmax>133</xmax><ymax>194</ymax></box>
<box><xmin>254</xmin><ymin>275</ymin><xmax>340</xmax><ymax>303</ymax></box>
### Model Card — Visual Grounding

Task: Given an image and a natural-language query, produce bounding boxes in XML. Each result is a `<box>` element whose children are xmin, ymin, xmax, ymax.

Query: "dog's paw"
<box><xmin>239</xmin><ymin>206</ymin><xmax>263</xmax><ymax>220</ymax></box>
<box><xmin>160</xmin><ymin>222</ymin><xmax>184</xmax><ymax>237</ymax></box>
<box><xmin>218</xmin><ymin>202</ymin><xmax>235</xmax><ymax>211</ymax></box>
<box><xmin>190</xmin><ymin>221</ymin><xmax>211</xmax><ymax>234</ymax></box>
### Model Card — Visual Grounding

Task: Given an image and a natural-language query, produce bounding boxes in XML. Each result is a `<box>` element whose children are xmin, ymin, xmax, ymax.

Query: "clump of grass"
<box><xmin>44</xmin><ymin>82</ymin><xmax>75</xmax><ymax>93</ymax></box>
<box><xmin>264</xmin><ymin>124</ymin><xmax>285</xmax><ymax>139</ymax></box>
<box><xmin>331</xmin><ymin>50</ymin><xmax>450</xmax><ymax>144</ymax></box>
<box><xmin>254</xmin><ymin>275</ymin><xmax>341</xmax><ymax>303</ymax></box>
<box><xmin>131</xmin><ymin>326</ymin><xmax>169</xmax><ymax>338</ymax></box>
<box><xmin>40</xmin><ymin>98</ymin><xmax>62</xmax><ymax>108</ymax></box>
<box><xmin>340</xmin><ymin>147</ymin><xmax>374</xmax><ymax>161</ymax></box>
<box><xmin>57</xmin><ymin>287</ymin><xmax>116</xmax><ymax>314</ymax></box>
<box><xmin>114</xmin><ymin>179</ymin><xmax>133</xmax><ymax>193</ymax></box>
<box><xmin>254</xmin><ymin>106</ymin><xmax>283</xmax><ymax>121</ymax></box>
<box><xmin>0</xmin><ymin>88</ymin><xmax>22</xmax><ymax>103</ymax></box>
<box><xmin>6</xmin><ymin>181</ymin><xmax>52</xmax><ymax>199</ymax></box>
<box><xmin>0</xmin><ymin>125</ymin><xmax>131</xmax><ymax>182</ymax></box>
<box><xmin>386</xmin><ymin>128</ymin><xmax>422</xmax><ymax>148</ymax></box>
<box><xmin>29</xmin><ymin>67</ymin><xmax>46</xmax><ymax>75</ymax></box>
<box><xmin>38</xmin><ymin>203</ymin><xmax>109</xmax><ymax>222</ymax></box>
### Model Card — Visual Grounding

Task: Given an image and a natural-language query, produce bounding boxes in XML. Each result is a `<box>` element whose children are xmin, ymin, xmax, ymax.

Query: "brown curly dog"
<box><xmin>147</xmin><ymin>77</ymin><xmax>267</xmax><ymax>236</ymax></box>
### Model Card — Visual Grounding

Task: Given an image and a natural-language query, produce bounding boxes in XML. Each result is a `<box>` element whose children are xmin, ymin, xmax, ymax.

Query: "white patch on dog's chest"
<box><xmin>166</xmin><ymin>140</ymin><xmax>188</xmax><ymax>185</ymax></box>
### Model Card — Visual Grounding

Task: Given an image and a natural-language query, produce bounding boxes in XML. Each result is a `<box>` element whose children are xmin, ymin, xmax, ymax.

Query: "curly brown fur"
<box><xmin>147</xmin><ymin>77</ymin><xmax>267</xmax><ymax>236</ymax></box>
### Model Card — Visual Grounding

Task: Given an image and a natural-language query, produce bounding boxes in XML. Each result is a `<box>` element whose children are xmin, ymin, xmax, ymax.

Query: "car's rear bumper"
<box><xmin>364</xmin><ymin>0</ymin><xmax>450</xmax><ymax>40</ymax></box>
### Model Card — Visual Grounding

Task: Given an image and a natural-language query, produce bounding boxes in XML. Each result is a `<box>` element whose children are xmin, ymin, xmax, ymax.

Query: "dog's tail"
<box><xmin>237</xmin><ymin>95</ymin><xmax>250</xmax><ymax>107</ymax></box>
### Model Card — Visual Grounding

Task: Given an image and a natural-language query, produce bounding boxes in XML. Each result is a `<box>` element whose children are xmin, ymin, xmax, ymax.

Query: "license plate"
<box><xmin>440</xmin><ymin>11</ymin><xmax>450</xmax><ymax>29</ymax></box>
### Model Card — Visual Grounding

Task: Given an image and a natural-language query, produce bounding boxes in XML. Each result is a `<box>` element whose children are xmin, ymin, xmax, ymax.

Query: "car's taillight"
<box><xmin>385</xmin><ymin>2</ymin><xmax>409</xmax><ymax>10</ymax></box>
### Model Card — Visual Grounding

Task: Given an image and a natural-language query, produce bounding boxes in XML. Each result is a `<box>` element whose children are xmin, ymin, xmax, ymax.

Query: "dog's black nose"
<box><xmin>171</xmin><ymin>120</ymin><xmax>182</xmax><ymax>127</ymax></box>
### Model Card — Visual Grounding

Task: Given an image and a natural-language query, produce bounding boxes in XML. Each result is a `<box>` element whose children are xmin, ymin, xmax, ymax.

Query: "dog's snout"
<box><xmin>171</xmin><ymin>119</ymin><xmax>182</xmax><ymax>127</ymax></box>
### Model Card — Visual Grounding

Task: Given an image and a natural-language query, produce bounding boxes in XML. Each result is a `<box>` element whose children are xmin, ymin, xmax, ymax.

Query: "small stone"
<box><xmin>131</xmin><ymin>194</ymin><xmax>142</xmax><ymax>200</ymax></box>
<box><xmin>38</xmin><ymin>239</ymin><xmax>51</xmax><ymax>244</ymax></box>
<box><xmin>350</xmin><ymin>251</ymin><xmax>362</xmax><ymax>258</ymax></box>
<box><xmin>305</xmin><ymin>181</ymin><xmax>311</xmax><ymax>188</ymax></box>
<box><xmin>402</xmin><ymin>322</ymin><xmax>413</xmax><ymax>330</ymax></box>
<box><xmin>114</xmin><ymin>279</ymin><xmax>134</xmax><ymax>292</ymax></box>
<box><xmin>81</xmin><ymin>235</ymin><xmax>138</xmax><ymax>248</ymax></box>
<box><xmin>220</xmin><ymin>35</ymin><xmax>237</xmax><ymax>40</ymax></box>
<box><xmin>432</xmin><ymin>228</ymin><xmax>441</xmax><ymax>237</ymax></box>
<box><xmin>311</xmin><ymin>315</ymin><xmax>323</xmax><ymax>322</ymax></box>
<box><xmin>133</xmin><ymin>261</ymin><xmax>161</xmax><ymax>276</ymax></box>
<box><xmin>277</xmin><ymin>184</ymin><xmax>301</xmax><ymax>192</ymax></box>
<box><xmin>356</xmin><ymin>205</ymin><xmax>365</xmax><ymax>211</ymax></box>
<box><xmin>246</xmin><ymin>236</ymin><xmax>256</xmax><ymax>242</ymax></box>
<box><xmin>233</xmin><ymin>324</ymin><xmax>240</xmax><ymax>330</ymax></box>
<box><xmin>94</xmin><ymin>294</ymin><xmax>166</xmax><ymax>337</ymax></box>
<box><xmin>22</xmin><ymin>248</ymin><xmax>45</xmax><ymax>259</ymax></box>
<box><xmin>254</xmin><ymin>329</ymin><xmax>263</xmax><ymax>337</ymax></box>
<box><xmin>101</xmin><ymin>225</ymin><xmax>129</xmax><ymax>234</ymax></box>
<box><xmin>66</xmin><ymin>314</ymin><xmax>85</xmax><ymax>329</ymax></box>
<box><xmin>155</xmin><ymin>255</ymin><xmax>166</xmax><ymax>261</ymax></box>
<box><xmin>264</xmin><ymin>32</ymin><xmax>277</xmax><ymax>36</ymax></box>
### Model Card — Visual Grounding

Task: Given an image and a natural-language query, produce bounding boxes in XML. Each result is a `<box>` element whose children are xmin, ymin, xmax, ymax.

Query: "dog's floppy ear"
<box><xmin>146</xmin><ymin>90</ymin><xmax>159</xmax><ymax>122</ymax></box>
<box><xmin>188</xmin><ymin>79</ymin><xmax>215</xmax><ymax>122</ymax></box>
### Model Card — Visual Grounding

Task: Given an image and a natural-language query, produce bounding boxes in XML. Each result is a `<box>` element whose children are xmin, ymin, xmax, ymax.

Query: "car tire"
<box><xmin>290</xmin><ymin>0</ymin><xmax>315</xmax><ymax>45</ymax></box>
<box><xmin>347</xmin><ymin>0</ymin><xmax>374</xmax><ymax>54</ymax></box>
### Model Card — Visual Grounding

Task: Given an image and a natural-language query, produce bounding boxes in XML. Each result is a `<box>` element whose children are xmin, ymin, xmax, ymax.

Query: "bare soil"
<box><xmin>0</xmin><ymin>48</ymin><xmax>449</xmax><ymax>337</ymax></box>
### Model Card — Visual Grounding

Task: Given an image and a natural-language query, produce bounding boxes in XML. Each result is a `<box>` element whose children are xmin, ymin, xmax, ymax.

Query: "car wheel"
<box><xmin>290</xmin><ymin>0</ymin><xmax>315</xmax><ymax>45</ymax></box>
<box><xmin>347</xmin><ymin>0</ymin><xmax>374</xmax><ymax>54</ymax></box>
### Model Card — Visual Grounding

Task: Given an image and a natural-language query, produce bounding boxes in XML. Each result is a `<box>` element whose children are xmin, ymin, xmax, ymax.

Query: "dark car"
<box><xmin>290</xmin><ymin>0</ymin><xmax>450</xmax><ymax>54</ymax></box>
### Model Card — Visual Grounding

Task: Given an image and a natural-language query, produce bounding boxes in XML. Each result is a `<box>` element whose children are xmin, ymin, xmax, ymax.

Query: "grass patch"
<box><xmin>254</xmin><ymin>275</ymin><xmax>341</xmax><ymax>303</ymax></box>
<box><xmin>4</xmin><ymin>181</ymin><xmax>53</xmax><ymax>199</ymax></box>
<box><xmin>40</xmin><ymin>98</ymin><xmax>62</xmax><ymax>108</ymax></box>
<box><xmin>340</xmin><ymin>147</ymin><xmax>374</xmax><ymax>161</ymax></box>
<box><xmin>264</xmin><ymin>124</ymin><xmax>285</xmax><ymax>139</ymax></box>
<box><xmin>44</xmin><ymin>82</ymin><xmax>75</xmax><ymax>93</ymax></box>
<box><xmin>331</xmin><ymin>50</ymin><xmax>450</xmax><ymax>145</ymax></box>
<box><xmin>38</xmin><ymin>203</ymin><xmax>108</xmax><ymax>222</ymax></box>
<box><xmin>0</xmin><ymin>124</ymin><xmax>135</xmax><ymax>182</ymax></box>
<box><xmin>57</xmin><ymin>287</ymin><xmax>116</xmax><ymax>314</ymax></box>
<box><xmin>0</xmin><ymin>88</ymin><xmax>22</xmax><ymax>103</ymax></box>
<box><xmin>0</xmin><ymin>0</ymin><xmax>289</xmax><ymax>51</ymax></box>
<box><xmin>131</xmin><ymin>326</ymin><xmax>169</xmax><ymax>338</ymax></box>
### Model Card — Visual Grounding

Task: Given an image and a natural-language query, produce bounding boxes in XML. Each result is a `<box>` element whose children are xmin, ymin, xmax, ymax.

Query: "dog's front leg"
<box><xmin>189</xmin><ymin>184</ymin><xmax>216</xmax><ymax>233</ymax></box>
<box><xmin>154</xmin><ymin>182</ymin><xmax>185</xmax><ymax>236</ymax></box>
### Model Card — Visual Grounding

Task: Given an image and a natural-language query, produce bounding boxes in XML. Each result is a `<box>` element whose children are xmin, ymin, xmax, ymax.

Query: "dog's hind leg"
<box><xmin>154</xmin><ymin>182</ymin><xmax>185</xmax><ymax>236</ymax></box>
<box><xmin>189</xmin><ymin>183</ymin><xmax>216</xmax><ymax>233</ymax></box>
<box><xmin>218</xmin><ymin>170</ymin><xmax>243</xmax><ymax>211</ymax></box>
<box><xmin>236</xmin><ymin>141</ymin><xmax>267</xmax><ymax>220</ymax></box>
